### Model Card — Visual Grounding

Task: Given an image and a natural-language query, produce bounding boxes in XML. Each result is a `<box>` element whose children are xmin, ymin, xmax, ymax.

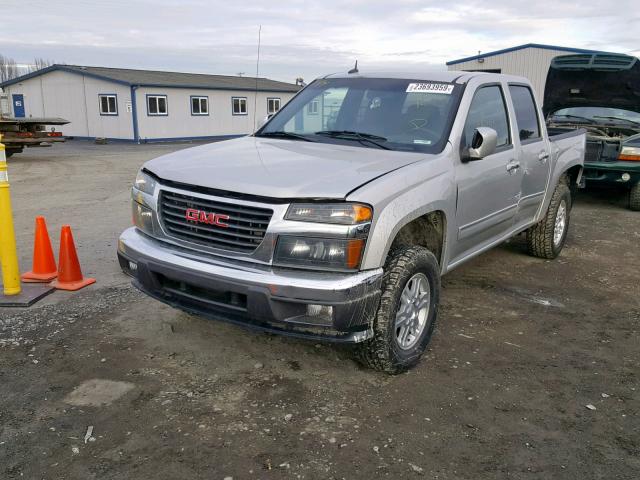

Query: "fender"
<box><xmin>347</xmin><ymin>149</ymin><xmax>457</xmax><ymax>274</ymax></box>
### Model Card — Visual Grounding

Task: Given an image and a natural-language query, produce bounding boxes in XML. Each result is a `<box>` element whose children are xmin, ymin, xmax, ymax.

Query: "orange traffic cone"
<box><xmin>21</xmin><ymin>216</ymin><xmax>58</xmax><ymax>283</ymax></box>
<box><xmin>51</xmin><ymin>225</ymin><xmax>96</xmax><ymax>291</ymax></box>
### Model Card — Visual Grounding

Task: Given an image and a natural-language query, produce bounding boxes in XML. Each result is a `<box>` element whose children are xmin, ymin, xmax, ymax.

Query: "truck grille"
<box><xmin>159</xmin><ymin>191</ymin><xmax>273</xmax><ymax>253</ymax></box>
<box><xmin>585</xmin><ymin>140</ymin><xmax>603</xmax><ymax>163</ymax></box>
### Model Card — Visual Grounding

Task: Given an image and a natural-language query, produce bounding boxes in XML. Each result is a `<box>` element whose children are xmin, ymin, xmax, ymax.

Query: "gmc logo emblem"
<box><xmin>185</xmin><ymin>208</ymin><xmax>230</xmax><ymax>228</ymax></box>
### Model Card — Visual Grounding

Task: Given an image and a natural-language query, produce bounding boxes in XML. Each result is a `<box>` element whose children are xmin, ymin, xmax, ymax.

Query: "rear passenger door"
<box><xmin>508</xmin><ymin>84</ymin><xmax>551</xmax><ymax>226</ymax></box>
<box><xmin>453</xmin><ymin>84</ymin><xmax>523</xmax><ymax>260</ymax></box>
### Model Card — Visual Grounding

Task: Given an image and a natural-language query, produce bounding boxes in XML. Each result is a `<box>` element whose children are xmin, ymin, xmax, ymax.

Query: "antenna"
<box><xmin>348</xmin><ymin>60</ymin><xmax>359</xmax><ymax>74</ymax></box>
<box><xmin>253</xmin><ymin>25</ymin><xmax>262</xmax><ymax>133</ymax></box>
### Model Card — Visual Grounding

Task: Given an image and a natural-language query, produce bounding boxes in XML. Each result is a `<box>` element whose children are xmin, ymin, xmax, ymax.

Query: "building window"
<box><xmin>232</xmin><ymin>97</ymin><xmax>248</xmax><ymax>115</ymax></box>
<box><xmin>99</xmin><ymin>94</ymin><xmax>118</xmax><ymax>116</ymax></box>
<box><xmin>267</xmin><ymin>97</ymin><xmax>281</xmax><ymax>115</ymax></box>
<box><xmin>191</xmin><ymin>96</ymin><xmax>209</xmax><ymax>116</ymax></box>
<box><xmin>147</xmin><ymin>95</ymin><xmax>168</xmax><ymax>116</ymax></box>
<box><xmin>307</xmin><ymin>100</ymin><xmax>319</xmax><ymax>115</ymax></box>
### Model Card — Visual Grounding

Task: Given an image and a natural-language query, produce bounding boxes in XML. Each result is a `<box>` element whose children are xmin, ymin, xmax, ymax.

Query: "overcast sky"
<box><xmin>3</xmin><ymin>0</ymin><xmax>639</xmax><ymax>83</ymax></box>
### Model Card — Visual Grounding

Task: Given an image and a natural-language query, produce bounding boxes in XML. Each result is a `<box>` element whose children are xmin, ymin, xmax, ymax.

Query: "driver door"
<box><xmin>452</xmin><ymin>84</ymin><xmax>523</xmax><ymax>261</ymax></box>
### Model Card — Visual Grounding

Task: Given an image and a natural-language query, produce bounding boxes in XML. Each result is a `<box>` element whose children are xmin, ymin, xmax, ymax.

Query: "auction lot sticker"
<box><xmin>406</xmin><ymin>83</ymin><xmax>454</xmax><ymax>94</ymax></box>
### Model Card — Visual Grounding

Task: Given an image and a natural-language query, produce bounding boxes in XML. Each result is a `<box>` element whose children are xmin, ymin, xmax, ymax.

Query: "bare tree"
<box><xmin>30</xmin><ymin>58</ymin><xmax>55</xmax><ymax>73</ymax></box>
<box><xmin>0</xmin><ymin>54</ymin><xmax>19</xmax><ymax>82</ymax></box>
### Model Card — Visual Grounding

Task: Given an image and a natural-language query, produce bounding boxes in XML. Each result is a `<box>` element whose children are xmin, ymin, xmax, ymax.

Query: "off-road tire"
<box><xmin>526</xmin><ymin>182</ymin><xmax>572</xmax><ymax>259</ymax></box>
<box><xmin>355</xmin><ymin>246</ymin><xmax>440</xmax><ymax>374</ymax></box>
<box><xmin>629</xmin><ymin>182</ymin><xmax>640</xmax><ymax>211</ymax></box>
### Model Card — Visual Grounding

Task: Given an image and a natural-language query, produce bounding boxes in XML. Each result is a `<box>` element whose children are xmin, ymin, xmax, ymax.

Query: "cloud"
<box><xmin>1</xmin><ymin>0</ymin><xmax>639</xmax><ymax>82</ymax></box>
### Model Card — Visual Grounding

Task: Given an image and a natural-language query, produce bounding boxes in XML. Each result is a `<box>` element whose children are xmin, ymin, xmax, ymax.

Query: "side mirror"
<box><xmin>466</xmin><ymin>127</ymin><xmax>498</xmax><ymax>161</ymax></box>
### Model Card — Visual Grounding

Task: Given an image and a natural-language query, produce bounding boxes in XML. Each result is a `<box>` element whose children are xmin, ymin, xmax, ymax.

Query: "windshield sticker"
<box><xmin>406</xmin><ymin>83</ymin><xmax>454</xmax><ymax>94</ymax></box>
<box><xmin>413</xmin><ymin>139</ymin><xmax>432</xmax><ymax>145</ymax></box>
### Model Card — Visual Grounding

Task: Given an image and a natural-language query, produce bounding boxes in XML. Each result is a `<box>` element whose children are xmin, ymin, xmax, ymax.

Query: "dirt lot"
<box><xmin>1</xmin><ymin>141</ymin><xmax>638</xmax><ymax>479</ymax></box>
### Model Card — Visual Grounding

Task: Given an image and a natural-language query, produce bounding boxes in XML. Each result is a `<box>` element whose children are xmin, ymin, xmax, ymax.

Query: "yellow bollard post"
<box><xmin>0</xmin><ymin>134</ymin><xmax>22</xmax><ymax>296</ymax></box>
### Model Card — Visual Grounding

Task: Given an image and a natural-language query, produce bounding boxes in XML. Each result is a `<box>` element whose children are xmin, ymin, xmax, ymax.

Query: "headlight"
<box><xmin>132</xmin><ymin>202</ymin><xmax>154</xmax><ymax>233</ymax></box>
<box><xmin>274</xmin><ymin>236</ymin><xmax>365</xmax><ymax>271</ymax></box>
<box><xmin>134</xmin><ymin>169</ymin><xmax>157</xmax><ymax>195</ymax></box>
<box><xmin>619</xmin><ymin>146</ymin><xmax>640</xmax><ymax>162</ymax></box>
<box><xmin>286</xmin><ymin>203</ymin><xmax>372</xmax><ymax>225</ymax></box>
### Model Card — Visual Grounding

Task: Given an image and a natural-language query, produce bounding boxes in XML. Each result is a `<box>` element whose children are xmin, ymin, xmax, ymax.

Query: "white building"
<box><xmin>0</xmin><ymin>65</ymin><xmax>300</xmax><ymax>142</ymax></box>
<box><xmin>446</xmin><ymin>43</ymin><xmax>618</xmax><ymax>101</ymax></box>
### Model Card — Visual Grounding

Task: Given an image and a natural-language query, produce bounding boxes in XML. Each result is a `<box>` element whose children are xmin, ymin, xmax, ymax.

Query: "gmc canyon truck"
<box><xmin>545</xmin><ymin>53</ymin><xmax>640</xmax><ymax>210</ymax></box>
<box><xmin>118</xmin><ymin>71</ymin><xmax>585</xmax><ymax>373</ymax></box>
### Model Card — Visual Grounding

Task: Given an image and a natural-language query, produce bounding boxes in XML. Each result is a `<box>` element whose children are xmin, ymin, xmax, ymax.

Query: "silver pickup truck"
<box><xmin>118</xmin><ymin>71</ymin><xmax>585</xmax><ymax>373</ymax></box>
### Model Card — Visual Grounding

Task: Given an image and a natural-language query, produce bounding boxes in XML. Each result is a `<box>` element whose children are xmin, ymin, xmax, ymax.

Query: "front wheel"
<box><xmin>356</xmin><ymin>246</ymin><xmax>440</xmax><ymax>374</ymax></box>
<box><xmin>526</xmin><ymin>182</ymin><xmax>572</xmax><ymax>259</ymax></box>
<box><xmin>630</xmin><ymin>182</ymin><xmax>640</xmax><ymax>211</ymax></box>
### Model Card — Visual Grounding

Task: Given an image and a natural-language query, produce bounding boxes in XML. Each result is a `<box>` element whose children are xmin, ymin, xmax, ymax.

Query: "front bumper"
<box><xmin>117</xmin><ymin>227</ymin><xmax>383</xmax><ymax>343</ymax></box>
<box><xmin>584</xmin><ymin>161</ymin><xmax>640</xmax><ymax>185</ymax></box>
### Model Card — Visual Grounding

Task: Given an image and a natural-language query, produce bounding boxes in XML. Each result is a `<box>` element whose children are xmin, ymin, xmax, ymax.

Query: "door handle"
<box><xmin>538</xmin><ymin>151</ymin><xmax>549</xmax><ymax>163</ymax></box>
<box><xmin>506</xmin><ymin>161</ymin><xmax>520</xmax><ymax>174</ymax></box>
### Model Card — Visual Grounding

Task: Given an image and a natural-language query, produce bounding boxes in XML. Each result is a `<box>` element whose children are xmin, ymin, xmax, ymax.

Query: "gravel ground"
<box><xmin>0</xmin><ymin>141</ymin><xmax>638</xmax><ymax>479</ymax></box>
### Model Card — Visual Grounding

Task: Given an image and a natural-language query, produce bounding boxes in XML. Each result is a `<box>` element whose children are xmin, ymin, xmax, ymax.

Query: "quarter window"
<box><xmin>99</xmin><ymin>94</ymin><xmax>117</xmax><ymax>115</ymax></box>
<box><xmin>509</xmin><ymin>85</ymin><xmax>541</xmax><ymax>141</ymax></box>
<box><xmin>463</xmin><ymin>85</ymin><xmax>510</xmax><ymax>148</ymax></box>
<box><xmin>191</xmin><ymin>96</ymin><xmax>209</xmax><ymax>115</ymax></box>
<box><xmin>147</xmin><ymin>95</ymin><xmax>168</xmax><ymax>116</ymax></box>
<box><xmin>232</xmin><ymin>97</ymin><xmax>248</xmax><ymax>115</ymax></box>
<box><xmin>267</xmin><ymin>97</ymin><xmax>281</xmax><ymax>115</ymax></box>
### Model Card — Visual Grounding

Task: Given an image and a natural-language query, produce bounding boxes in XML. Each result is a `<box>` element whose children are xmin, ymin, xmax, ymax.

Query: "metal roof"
<box><xmin>0</xmin><ymin>64</ymin><xmax>301</xmax><ymax>92</ymax></box>
<box><xmin>446</xmin><ymin>43</ymin><xmax>613</xmax><ymax>66</ymax></box>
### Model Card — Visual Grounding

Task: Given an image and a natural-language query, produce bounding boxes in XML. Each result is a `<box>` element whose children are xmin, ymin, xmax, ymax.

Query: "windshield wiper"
<box><xmin>550</xmin><ymin>114</ymin><xmax>596</xmax><ymax>124</ymax></box>
<box><xmin>257</xmin><ymin>131</ymin><xmax>315</xmax><ymax>142</ymax></box>
<box><xmin>593</xmin><ymin>116</ymin><xmax>640</xmax><ymax>126</ymax></box>
<box><xmin>314</xmin><ymin>130</ymin><xmax>391</xmax><ymax>150</ymax></box>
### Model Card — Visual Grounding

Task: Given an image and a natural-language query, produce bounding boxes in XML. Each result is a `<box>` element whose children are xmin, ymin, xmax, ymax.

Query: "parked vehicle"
<box><xmin>545</xmin><ymin>53</ymin><xmax>640</xmax><ymax>210</ymax></box>
<box><xmin>0</xmin><ymin>93</ymin><xmax>68</xmax><ymax>157</ymax></box>
<box><xmin>118</xmin><ymin>71</ymin><xmax>585</xmax><ymax>373</ymax></box>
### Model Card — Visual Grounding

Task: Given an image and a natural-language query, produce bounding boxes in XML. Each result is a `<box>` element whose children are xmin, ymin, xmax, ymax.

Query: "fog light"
<box><xmin>307</xmin><ymin>304</ymin><xmax>333</xmax><ymax>322</ymax></box>
<box><xmin>128</xmin><ymin>261</ymin><xmax>138</xmax><ymax>272</ymax></box>
<box><xmin>622</xmin><ymin>173</ymin><xmax>631</xmax><ymax>182</ymax></box>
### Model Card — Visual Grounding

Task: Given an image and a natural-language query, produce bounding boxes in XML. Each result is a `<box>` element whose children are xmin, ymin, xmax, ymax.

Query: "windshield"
<box><xmin>551</xmin><ymin>107</ymin><xmax>640</xmax><ymax>125</ymax></box>
<box><xmin>258</xmin><ymin>77</ymin><xmax>462</xmax><ymax>153</ymax></box>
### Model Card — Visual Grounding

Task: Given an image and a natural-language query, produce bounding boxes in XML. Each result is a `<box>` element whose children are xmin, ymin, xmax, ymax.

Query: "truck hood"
<box><xmin>543</xmin><ymin>53</ymin><xmax>640</xmax><ymax>117</ymax></box>
<box><xmin>143</xmin><ymin>136</ymin><xmax>427</xmax><ymax>199</ymax></box>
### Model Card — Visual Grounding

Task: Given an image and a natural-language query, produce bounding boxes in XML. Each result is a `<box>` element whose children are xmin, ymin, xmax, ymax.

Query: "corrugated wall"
<box><xmin>447</xmin><ymin>47</ymin><xmax>573</xmax><ymax>103</ymax></box>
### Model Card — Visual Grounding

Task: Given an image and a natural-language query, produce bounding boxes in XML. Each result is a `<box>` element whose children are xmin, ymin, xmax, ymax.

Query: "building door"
<box><xmin>12</xmin><ymin>94</ymin><xmax>25</xmax><ymax>117</ymax></box>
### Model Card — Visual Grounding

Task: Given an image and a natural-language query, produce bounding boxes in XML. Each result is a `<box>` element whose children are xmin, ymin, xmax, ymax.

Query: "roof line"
<box><xmin>0</xmin><ymin>64</ymin><xmax>298</xmax><ymax>91</ymax></box>
<box><xmin>1</xmin><ymin>64</ymin><xmax>134</xmax><ymax>88</ymax></box>
<box><xmin>446</xmin><ymin>43</ymin><xmax>614</xmax><ymax>66</ymax></box>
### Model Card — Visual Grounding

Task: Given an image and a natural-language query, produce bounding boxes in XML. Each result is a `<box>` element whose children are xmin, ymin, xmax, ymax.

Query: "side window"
<box><xmin>267</xmin><ymin>97</ymin><xmax>281</xmax><ymax>115</ymax></box>
<box><xmin>99</xmin><ymin>94</ymin><xmax>117</xmax><ymax>115</ymax></box>
<box><xmin>147</xmin><ymin>95</ymin><xmax>168</xmax><ymax>116</ymax></box>
<box><xmin>463</xmin><ymin>85</ymin><xmax>510</xmax><ymax>148</ymax></box>
<box><xmin>191</xmin><ymin>96</ymin><xmax>209</xmax><ymax>115</ymax></box>
<box><xmin>509</xmin><ymin>85</ymin><xmax>541</xmax><ymax>142</ymax></box>
<box><xmin>232</xmin><ymin>97</ymin><xmax>248</xmax><ymax>115</ymax></box>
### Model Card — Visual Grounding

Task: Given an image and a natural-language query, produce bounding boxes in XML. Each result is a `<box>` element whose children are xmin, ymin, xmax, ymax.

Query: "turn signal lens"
<box><xmin>619</xmin><ymin>146</ymin><xmax>640</xmax><ymax>161</ymax></box>
<box><xmin>286</xmin><ymin>203</ymin><xmax>372</xmax><ymax>225</ymax></box>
